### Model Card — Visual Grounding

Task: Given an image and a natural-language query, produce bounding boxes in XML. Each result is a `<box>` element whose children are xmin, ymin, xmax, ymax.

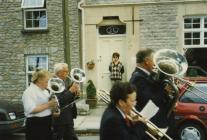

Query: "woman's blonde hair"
<box><xmin>31</xmin><ymin>69</ymin><xmax>51</xmax><ymax>83</ymax></box>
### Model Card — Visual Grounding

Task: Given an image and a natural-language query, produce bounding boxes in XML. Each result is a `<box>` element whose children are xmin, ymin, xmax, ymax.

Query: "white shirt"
<box><xmin>22</xmin><ymin>83</ymin><xmax>52</xmax><ymax>118</ymax></box>
<box><xmin>116</xmin><ymin>106</ymin><xmax>126</xmax><ymax>119</ymax></box>
<box><xmin>137</xmin><ymin>66</ymin><xmax>151</xmax><ymax>76</ymax></box>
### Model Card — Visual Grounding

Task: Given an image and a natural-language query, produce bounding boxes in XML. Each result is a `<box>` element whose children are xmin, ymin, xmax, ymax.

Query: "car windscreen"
<box><xmin>180</xmin><ymin>83</ymin><xmax>207</xmax><ymax>104</ymax></box>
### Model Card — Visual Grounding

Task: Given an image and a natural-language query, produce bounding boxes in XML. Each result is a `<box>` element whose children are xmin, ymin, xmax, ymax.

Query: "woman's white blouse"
<box><xmin>22</xmin><ymin>83</ymin><xmax>52</xmax><ymax>118</ymax></box>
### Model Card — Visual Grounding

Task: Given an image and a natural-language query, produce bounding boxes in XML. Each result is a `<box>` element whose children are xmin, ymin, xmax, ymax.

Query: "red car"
<box><xmin>175</xmin><ymin>77</ymin><xmax>207</xmax><ymax>140</ymax></box>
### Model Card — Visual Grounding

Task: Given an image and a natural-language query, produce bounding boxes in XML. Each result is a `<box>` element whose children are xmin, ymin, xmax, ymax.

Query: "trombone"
<box><xmin>97</xmin><ymin>89</ymin><xmax>172</xmax><ymax>140</ymax></box>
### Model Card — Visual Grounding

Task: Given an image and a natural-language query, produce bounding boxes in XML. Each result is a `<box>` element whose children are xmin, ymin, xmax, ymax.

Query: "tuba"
<box><xmin>153</xmin><ymin>49</ymin><xmax>188</xmax><ymax>79</ymax></box>
<box><xmin>153</xmin><ymin>49</ymin><xmax>188</xmax><ymax>117</ymax></box>
<box><xmin>48</xmin><ymin>77</ymin><xmax>65</xmax><ymax>113</ymax></box>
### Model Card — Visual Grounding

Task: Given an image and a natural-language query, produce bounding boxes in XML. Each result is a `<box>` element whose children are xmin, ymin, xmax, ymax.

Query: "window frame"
<box><xmin>23</xmin><ymin>8</ymin><xmax>48</xmax><ymax>30</ymax></box>
<box><xmin>21</xmin><ymin>0</ymin><xmax>45</xmax><ymax>9</ymax></box>
<box><xmin>26</xmin><ymin>55</ymin><xmax>48</xmax><ymax>86</ymax></box>
<box><xmin>183</xmin><ymin>16</ymin><xmax>207</xmax><ymax>48</ymax></box>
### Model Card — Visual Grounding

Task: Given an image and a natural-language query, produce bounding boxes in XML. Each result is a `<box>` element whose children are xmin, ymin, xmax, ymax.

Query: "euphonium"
<box><xmin>68</xmin><ymin>68</ymin><xmax>86</xmax><ymax>83</ymax></box>
<box><xmin>48</xmin><ymin>77</ymin><xmax>65</xmax><ymax>113</ymax></box>
<box><xmin>97</xmin><ymin>89</ymin><xmax>172</xmax><ymax>140</ymax></box>
<box><xmin>67</xmin><ymin>68</ymin><xmax>86</xmax><ymax>99</ymax></box>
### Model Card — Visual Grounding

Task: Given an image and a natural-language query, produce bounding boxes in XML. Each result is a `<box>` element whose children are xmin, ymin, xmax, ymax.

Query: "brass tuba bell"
<box><xmin>153</xmin><ymin>49</ymin><xmax>188</xmax><ymax>79</ymax></box>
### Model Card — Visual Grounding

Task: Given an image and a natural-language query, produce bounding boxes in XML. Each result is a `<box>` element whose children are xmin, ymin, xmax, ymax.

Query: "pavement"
<box><xmin>74</xmin><ymin>98</ymin><xmax>107</xmax><ymax>134</ymax></box>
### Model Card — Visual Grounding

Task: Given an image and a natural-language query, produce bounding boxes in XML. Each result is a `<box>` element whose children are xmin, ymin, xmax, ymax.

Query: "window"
<box><xmin>99</xmin><ymin>25</ymin><xmax>126</xmax><ymax>35</ymax></box>
<box><xmin>184</xmin><ymin>16</ymin><xmax>207</xmax><ymax>48</ymax></box>
<box><xmin>180</xmin><ymin>83</ymin><xmax>207</xmax><ymax>103</ymax></box>
<box><xmin>24</xmin><ymin>9</ymin><xmax>47</xmax><ymax>30</ymax></box>
<box><xmin>21</xmin><ymin>0</ymin><xmax>47</xmax><ymax>30</ymax></box>
<box><xmin>26</xmin><ymin>55</ymin><xmax>48</xmax><ymax>86</ymax></box>
<box><xmin>21</xmin><ymin>0</ymin><xmax>44</xmax><ymax>8</ymax></box>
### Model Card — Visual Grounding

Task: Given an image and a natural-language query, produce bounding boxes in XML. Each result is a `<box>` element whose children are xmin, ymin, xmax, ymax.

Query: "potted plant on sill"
<box><xmin>85</xmin><ymin>80</ymin><xmax>97</xmax><ymax>108</ymax></box>
<box><xmin>86</xmin><ymin>60</ymin><xmax>95</xmax><ymax>70</ymax></box>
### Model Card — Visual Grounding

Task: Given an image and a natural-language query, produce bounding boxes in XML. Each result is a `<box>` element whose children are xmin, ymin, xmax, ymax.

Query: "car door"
<box><xmin>176</xmin><ymin>83</ymin><xmax>207</xmax><ymax>121</ymax></box>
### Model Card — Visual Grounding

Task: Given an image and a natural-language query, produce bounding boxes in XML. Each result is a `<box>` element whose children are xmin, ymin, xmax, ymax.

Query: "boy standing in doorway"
<box><xmin>109</xmin><ymin>52</ymin><xmax>124</xmax><ymax>84</ymax></box>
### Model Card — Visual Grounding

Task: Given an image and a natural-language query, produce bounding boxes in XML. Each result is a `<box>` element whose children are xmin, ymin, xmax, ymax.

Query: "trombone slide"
<box><xmin>132</xmin><ymin>108</ymin><xmax>172</xmax><ymax>140</ymax></box>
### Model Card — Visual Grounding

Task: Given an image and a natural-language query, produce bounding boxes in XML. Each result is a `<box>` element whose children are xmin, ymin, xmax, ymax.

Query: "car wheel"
<box><xmin>177</xmin><ymin>123</ymin><xmax>205</xmax><ymax>140</ymax></box>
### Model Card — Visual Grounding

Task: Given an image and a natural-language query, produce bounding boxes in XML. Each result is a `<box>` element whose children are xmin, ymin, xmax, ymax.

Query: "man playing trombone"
<box><xmin>130</xmin><ymin>48</ymin><xmax>176</xmax><ymax>139</ymax></box>
<box><xmin>100</xmin><ymin>82</ymin><xmax>146</xmax><ymax>140</ymax></box>
<box><xmin>52</xmin><ymin>63</ymin><xmax>79</xmax><ymax>140</ymax></box>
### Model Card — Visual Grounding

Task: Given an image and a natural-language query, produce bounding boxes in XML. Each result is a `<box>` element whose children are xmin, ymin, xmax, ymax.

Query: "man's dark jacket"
<box><xmin>100</xmin><ymin>103</ymin><xmax>144</xmax><ymax>140</ymax></box>
<box><xmin>130</xmin><ymin>67</ymin><xmax>175</xmax><ymax>129</ymax></box>
<box><xmin>53</xmin><ymin>79</ymin><xmax>77</xmax><ymax>125</ymax></box>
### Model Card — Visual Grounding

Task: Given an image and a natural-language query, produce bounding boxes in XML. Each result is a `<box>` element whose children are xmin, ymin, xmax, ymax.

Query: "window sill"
<box><xmin>21</xmin><ymin>29</ymin><xmax>49</xmax><ymax>34</ymax></box>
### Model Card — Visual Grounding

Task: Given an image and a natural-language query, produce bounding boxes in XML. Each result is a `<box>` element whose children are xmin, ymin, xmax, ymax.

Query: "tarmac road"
<box><xmin>0</xmin><ymin>133</ymin><xmax>99</xmax><ymax>140</ymax></box>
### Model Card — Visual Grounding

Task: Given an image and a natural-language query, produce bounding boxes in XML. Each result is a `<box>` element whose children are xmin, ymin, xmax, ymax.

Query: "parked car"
<box><xmin>175</xmin><ymin>77</ymin><xmax>207</xmax><ymax>140</ymax></box>
<box><xmin>0</xmin><ymin>99</ymin><xmax>25</xmax><ymax>134</ymax></box>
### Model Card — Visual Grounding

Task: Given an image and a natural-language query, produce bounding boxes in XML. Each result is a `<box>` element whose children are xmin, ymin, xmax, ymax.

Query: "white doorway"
<box><xmin>97</xmin><ymin>35</ymin><xmax>127</xmax><ymax>92</ymax></box>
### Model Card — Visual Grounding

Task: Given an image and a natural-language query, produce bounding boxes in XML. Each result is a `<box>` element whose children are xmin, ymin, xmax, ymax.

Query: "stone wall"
<box><xmin>68</xmin><ymin>0</ymin><xmax>81</xmax><ymax>68</ymax></box>
<box><xmin>0</xmin><ymin>0</ymin><xmax>80</xmax><ymax>100</ymax></box>
<box><xmin>85</xmin><ymin>0</ymin><xmax>204</xmax><ymax>5</ymax></box>
<box><xmin>139</xmin><ymin>4</ymin><xmax>178</xmax><ymax>50</ymax></box>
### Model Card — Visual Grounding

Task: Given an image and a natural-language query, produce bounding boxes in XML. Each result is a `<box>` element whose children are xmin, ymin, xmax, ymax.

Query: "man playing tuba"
<box><xmin>130</xmin><ymin>48</ymin><xmax>176</xmax><ymax>139</ymax></box>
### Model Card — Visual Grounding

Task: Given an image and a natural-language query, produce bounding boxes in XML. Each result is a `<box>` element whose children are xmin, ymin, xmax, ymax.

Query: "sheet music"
<box><xmin>140</xmin><ymin>100</ymin><xmax>159</xmax><ymax>119</ymax></box>
<box><xmin>160</xmin><ymin>128</ymin><xmax>168</xmax><ymax>133</ymax></box>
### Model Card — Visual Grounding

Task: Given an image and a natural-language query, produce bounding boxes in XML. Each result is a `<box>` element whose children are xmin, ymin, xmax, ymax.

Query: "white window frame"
<box><xmin>21</xmin><ymin>0</ymin><xmax>45</xmax><ymax>9</ymax></box>
<box><xmin>23</xmin><ymin>9</ymin><xmax>48</xmax><ymax>30</ymax></box>
<box><xmin>183</xmin><ymin>16</ymin><xmax>207</xmax><ymax>48</ymax></box>
<box><xmin>26</xmin><ymin>55</ymin><xmax>48</xmax><ymax>86</ymax></box>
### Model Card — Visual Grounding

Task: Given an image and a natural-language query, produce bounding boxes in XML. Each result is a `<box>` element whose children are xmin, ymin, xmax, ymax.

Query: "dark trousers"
<box><xmin>25</xmin><ymin>115</ymin><xmax>52</xmax><ymax>140</ymax></box>
<box><xmin>53</xmin><ymin>124</ymin><xmax>78</xmax><ymax>140</ymax></box>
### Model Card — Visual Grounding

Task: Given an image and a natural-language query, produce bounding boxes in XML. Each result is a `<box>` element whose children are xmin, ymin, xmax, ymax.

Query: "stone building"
<box><xmin>81</xmin><ymin>0</ymin><xmax>207</xmax><ymax>92</ymax></box>
<box><xmin>0</xmin><ymin>0</ymin><xmax>81</xmax><ymax>100</ymax></box>
<box><xmin>1</xmin><ymin>0</ymin><xmax>207</xmax><ymax>99</ymax></box>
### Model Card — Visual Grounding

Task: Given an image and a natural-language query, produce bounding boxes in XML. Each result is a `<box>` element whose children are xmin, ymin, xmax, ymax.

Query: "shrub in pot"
<box><xmin>86</xmin><ymin>80</ymin><xmax>97</xmax><ymax>108</ymax></box>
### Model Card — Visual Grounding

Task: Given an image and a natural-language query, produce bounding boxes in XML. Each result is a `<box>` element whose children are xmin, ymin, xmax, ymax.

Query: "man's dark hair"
<box><xmin>136</xmin><ymin>48</ymin><xmax>154</xmax><ymax>63</ymax></box>
<box><xmin>110</xmin><ymin>82</ymin><xmax>136</xmax><ymax>104</ymax></box>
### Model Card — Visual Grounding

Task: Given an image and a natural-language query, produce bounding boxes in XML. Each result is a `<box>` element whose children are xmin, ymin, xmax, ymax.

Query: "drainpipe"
<box><xmin>62</xmin><ymin>0</ymin><xmax>71</xmax><ymax>67</ymax></box>
<box><xmin>78</xmin><ymin>0</ymin><xmax>85</xmax><ymax>71</ymax></box>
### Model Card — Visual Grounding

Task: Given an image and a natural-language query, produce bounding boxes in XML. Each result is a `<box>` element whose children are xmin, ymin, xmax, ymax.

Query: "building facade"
<box><xmin>1</xmin><ymin>0</ymin><xmax>207</xmax><ymax>99</ymax></box>
<box><xmin>0</xmin><ymin>0</ymin><xmax>80</xmax><ymax>100</ymax></box>
<box><xmin>81</xmin><ymin>0</ymin><xmax>207</xmax><ymax>92</ymax></box>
